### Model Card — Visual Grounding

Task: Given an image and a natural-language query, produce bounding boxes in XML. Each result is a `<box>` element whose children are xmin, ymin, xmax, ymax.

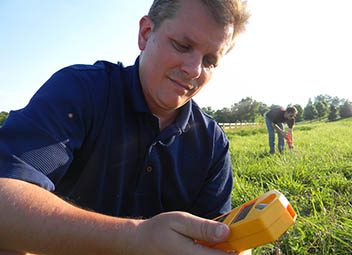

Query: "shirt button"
<box><xmin>146</xmin><ymin>166</ymin><xmax>153</xmax><ymax>172</ymax></box>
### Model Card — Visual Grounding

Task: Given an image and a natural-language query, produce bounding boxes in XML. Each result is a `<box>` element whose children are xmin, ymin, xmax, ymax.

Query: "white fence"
<box><xmin>218</xmin><ymin>122</ymin><xmax>262</xmax><ymax>129</ymax></box>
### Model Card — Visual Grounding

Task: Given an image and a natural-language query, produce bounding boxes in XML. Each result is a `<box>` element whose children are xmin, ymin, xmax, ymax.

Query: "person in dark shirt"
<box><xmin>264</xmin><ymin>106</ymin><xmax>298</xmax><ymax>154</ymax></box>
<box><xmin>0</xmin><ymin>0</ymin><xmax>250</xmax><ymax>254</ymax></box>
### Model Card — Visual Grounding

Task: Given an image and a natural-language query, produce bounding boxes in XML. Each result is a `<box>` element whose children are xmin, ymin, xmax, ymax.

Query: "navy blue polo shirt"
<box><xmin>0</xmin><ymin>58</ymin><xmax>233</xmax><ymax>219</ymax></box>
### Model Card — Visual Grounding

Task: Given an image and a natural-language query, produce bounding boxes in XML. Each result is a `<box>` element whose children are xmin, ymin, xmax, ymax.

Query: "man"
<box><xmin>264</xmin><ymin>106</ymin><xmax>298</xmax><ymax>154</ymax></box>
<box><xmin>0</xmin><ymin>0</ymin><xmax>250</xmax><ymax>254</ymax></box>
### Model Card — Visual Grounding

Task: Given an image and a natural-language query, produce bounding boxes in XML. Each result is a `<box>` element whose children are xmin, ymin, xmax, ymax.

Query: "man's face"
<box><xmin>138</xmin><ymin>0</ymin><xmax>234</xmax><ymax>115</ymax></box>
<box><xmin>285</xmin><ymin>111</ymin><xmax>296</xmax><ymax>120</ymax></box>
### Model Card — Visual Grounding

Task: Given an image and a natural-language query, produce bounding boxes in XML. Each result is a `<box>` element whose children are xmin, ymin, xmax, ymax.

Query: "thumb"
<box><xmin>170</xmin><ymin>213</ymin><xmax>230</xmax><ymax>243</ymax></box>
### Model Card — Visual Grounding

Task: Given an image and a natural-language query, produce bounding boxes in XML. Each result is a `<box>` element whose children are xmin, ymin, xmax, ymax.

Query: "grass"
<box><xmin>226</xmin><ymin>117</ymin><xmax>352</xmax><ymax>254</ymax></box>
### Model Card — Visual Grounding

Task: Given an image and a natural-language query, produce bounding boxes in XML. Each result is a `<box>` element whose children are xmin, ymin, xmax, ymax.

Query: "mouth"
<box><xmin>169</xmin><ymin>77</ymin><xmax>197</xmax><ymax>91</ymax></box>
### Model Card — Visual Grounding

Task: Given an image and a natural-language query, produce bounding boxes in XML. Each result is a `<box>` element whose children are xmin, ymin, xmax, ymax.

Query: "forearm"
<box><xmin>273</xmin><ymin>124</ymin><xmax>285</xmax><ymax>136</ymax></box>
<box><xmin>0</xmin><ymin>178</ymin><xmax>140</xmax><ymax>255</ymax></box>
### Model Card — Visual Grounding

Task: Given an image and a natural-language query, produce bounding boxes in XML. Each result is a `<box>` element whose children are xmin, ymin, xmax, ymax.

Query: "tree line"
<box><xmin>1</xmin><ymin>94</ymin><xmax>351</xmax><ymax>127</ymax></box>
<box><xmin>202</xmin><ymin>94</ymin><xmax>352</xmax><ymax>123</ymax></box>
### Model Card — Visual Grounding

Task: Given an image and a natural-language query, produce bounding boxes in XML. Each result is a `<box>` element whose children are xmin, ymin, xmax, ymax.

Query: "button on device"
<box><xmin>146</xmin><ymin>166</ymin><xmax>153</xmax><ymax>172</ymax></box>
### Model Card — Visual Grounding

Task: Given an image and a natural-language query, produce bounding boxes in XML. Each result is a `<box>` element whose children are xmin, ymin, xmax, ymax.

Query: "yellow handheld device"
<box><xmin>200</xmin><ymin>190</ymin><xmax>297</xmax><ymax>252</ymax></box>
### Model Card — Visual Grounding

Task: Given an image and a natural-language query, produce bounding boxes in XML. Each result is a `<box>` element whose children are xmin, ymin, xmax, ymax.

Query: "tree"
<box><xmin>312</xmin><ymin>95</ymin><xmax>330</xmax><ymax>120</ymax></box>
<box><xmin>293</xmin><ymin>104</ymin><xmax>303</xmax><ymax>122</ymax></box>
<box><xmin>202</xmin><ymin>106</ymin><xmax>215</xmax><ymax>117</ymax></box>
<box><xmin>314</xmin><ymin>101</ymin><xmax>329</xmax><ymax>120</ymax></box>
<box><xmin>303</xmin><ymin>99</ymin><xmax>318</xmax><ymax>120</ymax></box>
<box><xmin>231</xmin><ymin>97</ymin><xmax>260</xmax><ymax>122</ymax></box>
<box><xmin>328</xmin><ymin>104</ymin><xmax>339</xmax><ymax>121</ymax></box>
<box><xmin>214</xmin><ymin>107</ymin><xmax>232</xmax><ymax>123</ymax></box>
<box><xmin>339</xmin><ymin>100</ymin><xmax>352</xmax><ymax>118</ymax></box>
<box><xmin>315</xmin><ymin>94</ymin><xmax>332</xmax><ymax>104</ymax></box>
<box><xmin>328</xmin><ymin>96</ymin><xmax>342</xmax><ymax>121</ymax></box>
<box><xmin>258</xmin><ymin>103</ymin><xmax>269</xmax><ymax>117</ymax></box>
<box><xmin>0</xmin><ymin>111</ymin><xmax>9</xmax><ymax>126</ymax></box>
<box><xmin>269</xmin><ymin>104</ymin><xmax>281</xmax><ymax>110</ymax></box>
<box><xmin>199</xmin><ymin>94</ymin><xmax>345</xmax><ymax>123</ymax></box>
<box><xmin>330</xmin><ymin>96</ymin><xmax>342</xmax><ymax>107</ymax></box>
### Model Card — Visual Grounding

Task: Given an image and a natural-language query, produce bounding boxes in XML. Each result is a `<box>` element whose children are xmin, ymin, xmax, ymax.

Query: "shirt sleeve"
<box><xmin>0</xmin><ymin>67</ymin><xmax>92</xmax><ymax>191</ymax></box>
<box><xmin>287</xmin><ymin>118</ymin><xmax>295</xmax><ymax>128</ymax></box>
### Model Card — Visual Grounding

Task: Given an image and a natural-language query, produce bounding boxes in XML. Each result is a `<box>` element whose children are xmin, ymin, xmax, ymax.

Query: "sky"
<box><xmin>1</xmin><ymin>0</ymin><xmax>352</xmax><ymax>112</ymax></box>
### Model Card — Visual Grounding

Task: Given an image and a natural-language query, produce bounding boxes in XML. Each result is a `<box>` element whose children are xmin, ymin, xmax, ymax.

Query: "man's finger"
<box><xmin>169</xmin><ymin>213</ymin><xmax>230</xmax><ymax>243</ymax></box>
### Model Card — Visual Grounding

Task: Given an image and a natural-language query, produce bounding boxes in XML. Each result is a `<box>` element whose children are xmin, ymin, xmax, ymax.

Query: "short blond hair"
<box><xmin>148</xmin><ymin>0</ymin><xmax>250</xmax><ymax>51</ymax></box>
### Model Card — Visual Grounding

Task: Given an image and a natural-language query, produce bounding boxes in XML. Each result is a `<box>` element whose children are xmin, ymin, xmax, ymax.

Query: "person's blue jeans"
<box><xmin>265</xmin><ymin>115</ymin><xmax>284</xmax><ymax>153</ymax></box>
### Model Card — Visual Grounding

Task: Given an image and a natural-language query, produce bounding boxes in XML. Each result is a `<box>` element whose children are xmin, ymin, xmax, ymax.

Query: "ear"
<box><xmin>138</xmin><ymin>16</ymin><xmax>154</xmax><ymax>50</ymax></box>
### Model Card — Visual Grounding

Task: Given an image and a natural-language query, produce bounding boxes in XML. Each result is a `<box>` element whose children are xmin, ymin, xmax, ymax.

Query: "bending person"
<box><xmin>264</xmin><ymin>106</ymin><xmax>297</xmax><ymax>154</ymax></box>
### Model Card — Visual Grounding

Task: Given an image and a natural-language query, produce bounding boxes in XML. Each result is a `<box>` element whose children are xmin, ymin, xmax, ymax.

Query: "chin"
<box><xmin>164</xmin><ymin>100</ymin><xmax>187</xmax><ymax>110</ymax></box>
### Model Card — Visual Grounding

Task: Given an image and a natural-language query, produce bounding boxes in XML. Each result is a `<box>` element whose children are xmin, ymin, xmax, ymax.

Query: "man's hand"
<box><xmin>273</xmin><ymin>124</ymin><xmax>285</xmax><ymax>137</ymax></box>
<box><xmin>133</xmin><ymin>211</ymin><xmax>235</xmax><ymax>255</ymax></box>
<box><xmin>1</xmin><ymin>210</ymin><xmax>251</xmax><ymax>255</ymax></box>
<box><xmin>285</xmin><ymin>132</ymin><xmax>294</xmax><ymax>149</ymax></box>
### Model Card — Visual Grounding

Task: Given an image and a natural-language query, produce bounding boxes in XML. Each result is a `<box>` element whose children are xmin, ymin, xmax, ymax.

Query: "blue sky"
<box><xmin>1</xmin><ymin>0</ymin><xmax>352</xmax><ymax>112</ymax></box>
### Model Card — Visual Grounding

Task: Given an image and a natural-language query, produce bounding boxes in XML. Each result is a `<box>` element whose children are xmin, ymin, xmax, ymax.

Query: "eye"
<box><xmin>203</xmin><ymin>56</ymin><xmax>218</xmax><ymax>69</ymax></box>
<box><xmin>171</xmin><ymin>40</ymin><xmax>191</xmax><ymax>53</ymax></box>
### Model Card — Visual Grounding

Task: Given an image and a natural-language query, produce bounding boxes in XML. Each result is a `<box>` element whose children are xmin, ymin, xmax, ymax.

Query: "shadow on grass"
<box><xmin>258</xmin><ymin>151</ymin><xmax>272</xmax><ymax>158</ymax></box>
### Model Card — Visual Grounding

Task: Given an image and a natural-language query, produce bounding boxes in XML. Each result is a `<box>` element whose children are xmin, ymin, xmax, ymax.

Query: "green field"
<box><xmin>226</xmin><ymin>117</ymin><xmax>352</xmax><ymax>254</ymax></box>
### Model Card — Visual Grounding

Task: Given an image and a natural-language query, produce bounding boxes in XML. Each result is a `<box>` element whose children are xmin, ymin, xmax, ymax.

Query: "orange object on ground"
<box><xmin>285</xmin><ymin>133</ymin><xmax>293</xmax><ymax>149</ymax></box>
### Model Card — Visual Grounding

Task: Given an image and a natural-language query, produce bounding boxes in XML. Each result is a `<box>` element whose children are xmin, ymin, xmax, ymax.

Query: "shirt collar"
<box><xmin>174</xmin><ymin>100</ymin><xmax>192</xmax><ymax>132</ymax></box>
<box><xmin>128</xmin><ymin>56</ymin><xmax>150</xmax><ymax>113</ymax></box>
<box><xmin>127</xmin><ymin>56</ymin><xmax>193</xmax><ymax>133</ymax></box>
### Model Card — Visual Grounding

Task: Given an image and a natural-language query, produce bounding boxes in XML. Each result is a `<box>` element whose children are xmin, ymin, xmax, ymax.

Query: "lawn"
<box><xmin>226</xmin><ymin>117</ymin><xmax>352</xmax><ymax>254</ymax></box>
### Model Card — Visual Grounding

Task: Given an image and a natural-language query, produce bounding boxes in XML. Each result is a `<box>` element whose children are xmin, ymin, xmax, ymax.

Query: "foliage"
<box><xmin>226</xmin><ymin>118</ymin><xmax>352</xmax><ymax>255</ymax></box>
<box><xmin>314</xmin><ymin>101</ymin><xmax>329</xmax><ymax>120</ymax></box>
<box><xmin>0</xmin><ymin>111</ymin><xmax>9</xmax><ymax>126</ymax></box>
<box><xmin>214</xmin><ymin>107</ymin><xmax>232</xmax><ymax>123</ymax></box>
<box><xmin>202</xmin><ymin>94</ymin><xmax>348</xmax><ymax>124</ymax></box>
<box><xmin>328</xmin><ymin>104</ymin><xmax>339</xmax><ymax>121</ymax></box>
<box><xmin>303</xmin><ymin>99</ymin><xmax>317</xmax><ymax>120</ymax></box>
<box><xmin>202</xmin><ymin>106</ymin><xmax>215</xmax><ymax>117</ymax></box>
<box><xmin>339</xmin><ymin>100</ymin><xmax>352</xmax><ymax>118</ymax></box>
<box><xmin>293</xmin><ymin>104</ymin><xmax>303</xmax><ymax>122</ymax></box>
<box><xmin>230</xmin><ymin>97</ymin><xmax>262</xmax><ymax>122</ymax></box>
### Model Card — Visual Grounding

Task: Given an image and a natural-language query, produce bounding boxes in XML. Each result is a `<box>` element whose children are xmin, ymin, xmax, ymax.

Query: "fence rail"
<box><xmin>218</xmin><ymin>122</ymin><xmax>262</xmax><ymax>129</ymax></box>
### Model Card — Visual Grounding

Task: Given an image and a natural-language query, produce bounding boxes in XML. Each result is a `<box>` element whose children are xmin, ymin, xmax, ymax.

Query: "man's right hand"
<box><xmin>132</xmin><ymin>211</ymin><xmax>234</xmax><ymax>255</ymax></box>
<box><xmin>1</xmin><ymin>178</ymin><xmax>252</xmax><ymax>255</ymax></box>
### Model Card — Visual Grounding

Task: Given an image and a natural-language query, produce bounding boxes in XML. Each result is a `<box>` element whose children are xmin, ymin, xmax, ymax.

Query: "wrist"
<box><xmin>112</xmin><ymin>218</ymin><xmax>144</xmax><ymax>255</ymax></box>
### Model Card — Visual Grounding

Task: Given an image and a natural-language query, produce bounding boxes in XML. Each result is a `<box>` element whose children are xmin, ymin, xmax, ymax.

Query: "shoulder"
<box><xmin>190</xmin><ymin>101</ymin><xmax>228</xmax><ymax>142</ymax></box>
<box><xmin>271</xmin><ymin>107</ymin><xmax>284</xmax><ymax>112</ymax></box>
<box><xmin>268</xmin><ymin>107</ymin><xmax>284</xmax><ymax>115</ymax></box>
<box><xmin>23</xmin><ymin>61</ymin><xmax>129</xmax><ymax>126</ymax></box>
<box><xmin>43</xmin><ymin>61</ymin><xmax>127</xmax><ymax>103</ymax></box>
<box><xmin>56</xmin><ymin>60</ymin><xmax>124</xmax><ymax>87</ymax></box>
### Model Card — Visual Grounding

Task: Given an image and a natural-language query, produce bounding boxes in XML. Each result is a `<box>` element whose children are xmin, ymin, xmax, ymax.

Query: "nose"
<box><xmin>181</xmin><ymin>54</ymin><xmax>202</xmax><ymax>79</ymax></box>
